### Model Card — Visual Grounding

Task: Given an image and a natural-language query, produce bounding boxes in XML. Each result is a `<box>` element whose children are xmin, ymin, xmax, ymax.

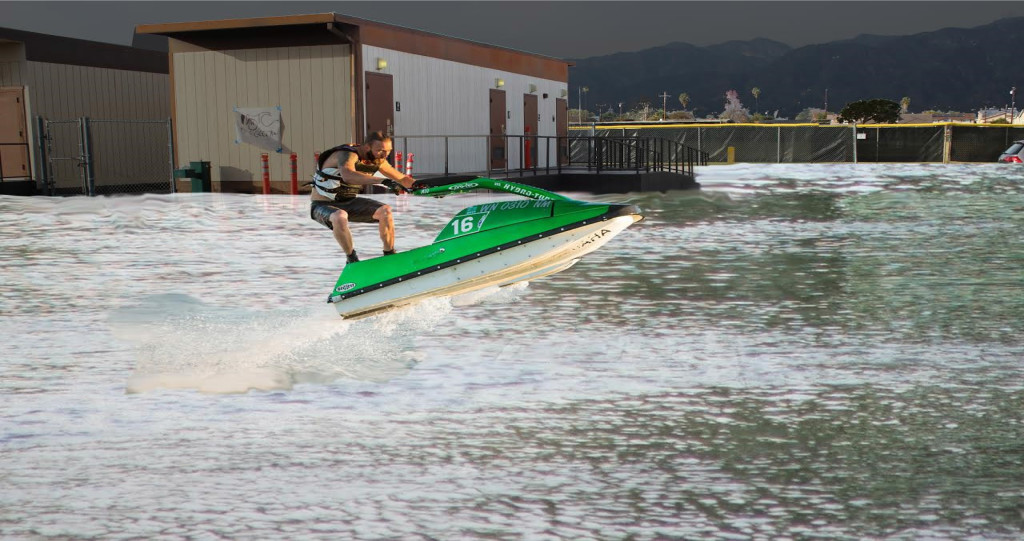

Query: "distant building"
<box><xmin>900</xmin><ymin>112</ymin><xmax>975</xmax><ymax>124</ymax></box>
<box><xmin>0</xmin><ymin>27</ymin><xmax>169</xmax><ymax>191</ymax></box>
<box><xmin>977</xmin><ymin>108</ymin><xmax>1022</xmax><ymax>124</ymax></box>
<box><xmin>137</xmin><ymin>13</ymin><xmax>572</xmax><ymax>191</ymax></box>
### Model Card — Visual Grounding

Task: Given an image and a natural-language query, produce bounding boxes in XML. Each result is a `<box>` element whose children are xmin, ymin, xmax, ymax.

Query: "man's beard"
<box><xmin>363</xmin><ymin>150</ymin><xmax>384</xmax><ymax>164</ymax></box>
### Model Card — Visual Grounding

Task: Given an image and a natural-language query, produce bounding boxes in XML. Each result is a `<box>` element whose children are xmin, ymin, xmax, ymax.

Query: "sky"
<box><xmin>4</xmin><ymin>1</ymin><xmax>1024</xmax><ymax>59</ymax></box>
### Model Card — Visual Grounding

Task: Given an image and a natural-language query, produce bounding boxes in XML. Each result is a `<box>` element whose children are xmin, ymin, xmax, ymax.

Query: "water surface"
<box><xmin>2</xmin><ymin>163</ymin><xmax>1023</xmax><ymax>538</ymax></box>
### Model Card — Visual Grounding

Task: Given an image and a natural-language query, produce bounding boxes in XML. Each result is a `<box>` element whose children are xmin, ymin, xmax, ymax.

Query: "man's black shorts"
<box><xmin>310</xmin><ymin>198</ymin><xmax>384</xmax><ymax>229</ymax></box>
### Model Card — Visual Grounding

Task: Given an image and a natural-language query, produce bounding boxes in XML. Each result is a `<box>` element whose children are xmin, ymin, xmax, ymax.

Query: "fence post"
<box><xmin>545</xmin><ymin>136</ymin><xmax>550</xmax><ymax>174</ymax></box>
<box><xmin>942</xmin><ymin>123</ymin><xmax>952</xmax><ymax>163</ymax></box>
<box><xmin>777</xmin><ymin>126</ymin><xmax>782</xmax><ymax>163</ymax></box>
<box><xmin>876</xmin><ymin>127</ymin><xmax>880</xmax><ymax>162</ymax></box>
<box><xmin>852</xmin><ymin>124</ymin><xmax>858</xmax><ymax>163</ymax></box>
<box><xmin>486</xmin><ymin>135</ymin><xmax>492</xmax><ymax>178</ymax></box>
<box><xmin>80</xmin><ymin>116</ymin><xmax>95</xmax><ymax>196</ymax></box>
<box><xmin>167</xmin><ymin>118</ymin><xmax>176</xmax><ymax>193</ymax></box>
<box><xmin>35</xmin><ymin>116</ymin><xmax>51</xmax><ymax>195</ymax></box>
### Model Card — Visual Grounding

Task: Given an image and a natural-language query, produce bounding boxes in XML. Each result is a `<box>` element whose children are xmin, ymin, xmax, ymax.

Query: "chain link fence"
<box><xmin>38</xmin><ymin>117</ymin><xmax>174</xmax><ymax>196</ymax></box>
<box><xmin>584</xmin><ymin>124</ymin><xmax>1024</xmax><ymax>163</ymax></box>
<box><xmin>949</xmin><ymin>125</ymin><xmax>1024</xmax><ymax>162</ymax></box>
<box><xmin>25</xmin><ymin>121</ymin><xmax>1024</xmax><ymax>196</ymax></box>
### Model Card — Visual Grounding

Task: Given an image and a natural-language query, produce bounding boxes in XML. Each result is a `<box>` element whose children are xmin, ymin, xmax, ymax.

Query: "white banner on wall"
<box><xmin>234</xmin><ymin>106</ymin><xmax>282</xmax><ymax>152</ymax></box>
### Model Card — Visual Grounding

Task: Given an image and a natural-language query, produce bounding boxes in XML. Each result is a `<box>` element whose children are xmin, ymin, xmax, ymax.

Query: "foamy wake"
<box><xmin>111</xmin><ymin>285</ymin><xmax>529</xmax><ymax>394</ymax></box>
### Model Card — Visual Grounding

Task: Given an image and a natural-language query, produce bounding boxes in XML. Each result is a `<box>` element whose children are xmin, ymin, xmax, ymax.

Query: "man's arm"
<box><xmin>337</xmin><ymin>152</ymin><xmax>387</xmax><ymax>186</ymax></box>
<box><xmin>377</xmin><ymin>160</ymin><xmax>415</xmax><ymax>188</ymax></box>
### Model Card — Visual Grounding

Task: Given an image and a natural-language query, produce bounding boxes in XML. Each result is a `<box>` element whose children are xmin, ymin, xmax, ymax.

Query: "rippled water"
<box><xmin>2</xmin><ymin>163</ymin><xmax>1023</xmax><ymax>539</ymax></box>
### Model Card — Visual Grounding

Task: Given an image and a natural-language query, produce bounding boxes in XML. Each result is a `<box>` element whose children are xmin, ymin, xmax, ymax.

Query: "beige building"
<box><xmin>137</xmin><ymin>13</ymin><xmax>572</xmax><ymax>192</ymax></box>
<box><xmin>0</xmin><ymin>27</ymin><xmax>169</xmax><ymax>194</ymax></box>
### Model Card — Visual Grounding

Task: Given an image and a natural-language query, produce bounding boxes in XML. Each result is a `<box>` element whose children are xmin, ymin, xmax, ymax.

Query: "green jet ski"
<box><xmin>328</xmin><ymin>176</ymin><xmax>643</xmax><ymax>319</ymax></box>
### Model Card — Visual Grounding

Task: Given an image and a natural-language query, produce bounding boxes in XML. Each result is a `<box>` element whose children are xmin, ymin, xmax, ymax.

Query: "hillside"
<box><xmin>569</xmin><ymin>17</ymin><xmax>1024</xmax><ymax>118</ymax></box>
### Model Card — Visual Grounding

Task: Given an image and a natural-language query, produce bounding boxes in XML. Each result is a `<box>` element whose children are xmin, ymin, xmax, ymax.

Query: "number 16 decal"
<box><xmin>450</xmin><ymin>213</ymin><xmax>488</xmax><ymax>236</ymax></box>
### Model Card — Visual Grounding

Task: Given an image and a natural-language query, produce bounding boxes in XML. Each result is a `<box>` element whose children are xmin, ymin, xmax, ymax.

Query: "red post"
<box><xmin>314</xmin><ymin>152</ymin><xmax>320</xmax><ymax>169</ymax></box>
<box><xmin>261</xmin><ymin>153</ymin><xmax>270</xmax><ymax>194</ymax></box>
<box><xmin>395</xmin><ymin>151</ymin><xmax>403</xmax><ymax>174</ymax></box>
<box><xmin>289</xmin><ymin>152</ymin><xmax>298</xmax><ymax>195</ymax></box>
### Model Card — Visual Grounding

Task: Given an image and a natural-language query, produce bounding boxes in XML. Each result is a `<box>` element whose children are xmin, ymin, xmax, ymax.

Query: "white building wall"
<box><xmin>362</xmin><ymin>45</ymin><xmax>567</xmax><ymax>176</ymax></box>
<box><xmin>172</xmin><ymin>43</ymin><xmax>353</xmax><ymax>183</ymax></box>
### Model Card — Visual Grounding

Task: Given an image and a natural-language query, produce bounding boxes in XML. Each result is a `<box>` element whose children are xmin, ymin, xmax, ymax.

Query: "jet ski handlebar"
<box><xmin>406</xmin><ymin>176</ymin><xmax>570</xmax><ymax>201</ymax></box>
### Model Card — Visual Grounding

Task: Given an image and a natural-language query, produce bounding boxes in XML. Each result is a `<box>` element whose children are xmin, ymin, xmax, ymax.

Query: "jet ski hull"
<box><xmin>330</xmin><ymin>212</ymin><xmax>640</xmax><ymax>319</ymax></box>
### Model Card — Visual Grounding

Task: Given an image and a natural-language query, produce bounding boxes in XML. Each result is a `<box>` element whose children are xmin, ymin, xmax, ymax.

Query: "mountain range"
<box><xmin>568</xmin><ymin>17</ymin><xmax>1023</xmax><ymax>118</ymax></box>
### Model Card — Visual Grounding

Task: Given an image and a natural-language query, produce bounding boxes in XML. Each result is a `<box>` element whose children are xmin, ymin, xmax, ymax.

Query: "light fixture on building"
<box><xmin>376</xmin><ymin>58</ymin><xmax>388</xmax><ymax>70</ymax></box>
<box><xmin>528</xmin><ymin>84</ymin><xmax>537</xmax><ymax>94</ymax></box>
<box><xmin>495</xmin><ymin>78</ymin><xmax>505</xmax><ymax>88</ymax></box>
<box><xmin>560</xmin><ymin>89</ymin><xmax>568</xmax><ymax>98</ymax></box>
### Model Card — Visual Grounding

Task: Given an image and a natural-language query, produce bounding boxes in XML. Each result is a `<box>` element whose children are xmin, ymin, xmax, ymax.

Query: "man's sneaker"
<box><xmin>346</xmin><ymin>250</ymin><xmax>360</xmax><ymax>263</ymax></box>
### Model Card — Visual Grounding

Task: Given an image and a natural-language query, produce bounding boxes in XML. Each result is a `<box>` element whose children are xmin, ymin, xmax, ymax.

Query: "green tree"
<box><xmin>751</xmin><ymin>87</ymin><xmax>761</xmax><ymax>112</ymax></box>
<box><xmin>837</xmin><ymin>99</ymin><xmax>901</xmax><ymax>124</ymax></box>
<box><xmin>569</xmin><ymin>108</ymin><xmax>590</xmax><ymax>124</ymax></box>
<box><xmin>678</xmin><ymin>92</ymin><xmax>690</xmax><ymax>110</ymax></box>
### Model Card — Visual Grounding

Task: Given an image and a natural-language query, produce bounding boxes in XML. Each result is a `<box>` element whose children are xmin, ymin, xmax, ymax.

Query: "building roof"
<box><xmin>136</xmin><ymin>12</ymin><xmax>571</xmax><ymax>81</ymax></box>
<box><xmin>0</xmin><ymin>26</ymin><xmax>167</xmax><ymax>73</ymax></box>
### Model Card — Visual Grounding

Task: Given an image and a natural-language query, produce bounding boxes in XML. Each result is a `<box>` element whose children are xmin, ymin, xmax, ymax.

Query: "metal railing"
<box><xmin>571</xmin><ymin>136</ymin><xmax>708</xmax><ymax>177</ymax></box>
<box><xmin>389</xmin><ymin>134</ymin><xmax>706</xmax><ymax>179</ymax></box>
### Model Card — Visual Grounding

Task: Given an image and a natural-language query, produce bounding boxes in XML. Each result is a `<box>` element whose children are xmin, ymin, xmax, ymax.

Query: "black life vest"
<box><xmin>312</xmin><ymin>144</ymin><xmax>380</xmax><ymax>201</ymax></box>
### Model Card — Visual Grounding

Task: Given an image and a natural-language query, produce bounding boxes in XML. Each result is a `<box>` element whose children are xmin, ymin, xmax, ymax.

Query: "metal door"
<box><xmin>489</xmin><ymin>89</ymin><xmax>506</xmax><ymax>170</ymax></box>
<box><xmin>365</xmin><ymin>72</ymin><xmax>394</xmax><ymax>138</ymax></box>
<box><xmin>556</xmin><ymin>98</ymin><xmax>568</xmax><ymax>165</ymax></box>
<box><xmin>0</xmin><ymin>87</ymin><xmax>30</xmax><ymax>180</ymax></box>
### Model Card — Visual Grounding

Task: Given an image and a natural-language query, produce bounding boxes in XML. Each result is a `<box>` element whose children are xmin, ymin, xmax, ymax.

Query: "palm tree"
<box><xmin>751</xmin><ymin>87</ymin><xmax>761</xmax><ymax>113</ymax></box>
<box><xmin>678</xmin><ymin>92</ymin><xmax>690</xmax><ymax>111</ymax></box>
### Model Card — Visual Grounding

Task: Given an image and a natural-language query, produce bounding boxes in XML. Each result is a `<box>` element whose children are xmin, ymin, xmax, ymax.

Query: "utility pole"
<box><xmin>618</xmin><ymin>102</ymin><xmax>623</xmax><ymax>116</ymax></box>
<box><xmin>582</xmin><ymin>87</ymin><xmax>589</xmax><ymax>121</ymax></box>
<box><xmin>1012</xmin><ymin>86</ymin><xmax>1017</xmax><ymax>123</ymax></box>
<box><xmin>824</xmin><ymin>88</ymin><xmax>829</xmax><ymax>120</ymax></box>
<box><xmin>659</xmin><ymin>91</ymin><xmax>670</xmax><ymax>120</ymax></box>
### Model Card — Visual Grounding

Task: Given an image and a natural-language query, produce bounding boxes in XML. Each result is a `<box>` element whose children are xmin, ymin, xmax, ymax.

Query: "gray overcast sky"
<box><xmin>4</xmin><ymin>1</ymin><xmax>1024</xmax><ymax>58</ymax></box>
